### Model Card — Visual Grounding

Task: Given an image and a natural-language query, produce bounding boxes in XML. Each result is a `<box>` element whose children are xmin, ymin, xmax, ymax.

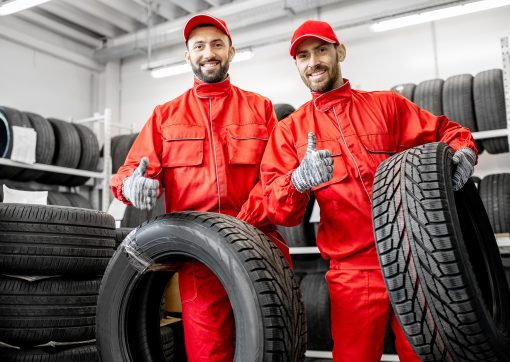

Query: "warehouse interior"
<box><xmin>0</xmin><ymin>0</ymin><xmax>510</xmax><ymax>361</ymax></box>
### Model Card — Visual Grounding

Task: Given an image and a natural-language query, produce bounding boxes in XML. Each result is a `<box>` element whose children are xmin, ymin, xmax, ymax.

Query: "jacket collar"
<box><xmin>194</xmin><ymin>75</ymin><xmax>232</xmax><ymax>98</ymax></box>
<box><xmin>312</xmin><ymin>79</ymin><xmax>352</xmax><ymax>112</ymax></box>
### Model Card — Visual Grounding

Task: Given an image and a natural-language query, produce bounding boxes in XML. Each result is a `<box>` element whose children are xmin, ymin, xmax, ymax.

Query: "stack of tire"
<box><xmin>391</xmin><ymin>68</ymin><xmax>508</xmax><ymax>154</ymax></box>
<box><xmin>0</xmin><ymin>203</ymin><xmax>116</xmax><ymax>360</ymax></box>
<box><xmin>478</xmin><ymin>173</ymin><xmax>510</xmax><ymax>290</ymax></box>
<box><xmin>0</xmin><ymin>106</ymin><xmax>100</xmax><ymax>186</ymax></box>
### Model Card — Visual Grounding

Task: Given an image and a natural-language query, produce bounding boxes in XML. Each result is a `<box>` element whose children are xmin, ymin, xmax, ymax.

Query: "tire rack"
<box><xmin>0</xmin><ymin>109</ymin><xmax>112</xmax><ymax>211</ymax></box>
<box><xmin>291</xmin><ymin>36</ymin><xmax>510</xmax><ymax>361</ymax></box>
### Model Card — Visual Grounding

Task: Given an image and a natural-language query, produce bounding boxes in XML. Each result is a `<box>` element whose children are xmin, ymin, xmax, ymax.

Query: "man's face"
<box><xmin>185</xmin><ymin>26</ymin><xmax>235</xmax><ymax>83</ymax></box>
<box><xmin>295</xmin><ymin>38</ymin><xmax>345</xmax><ymax>93</ymax></box>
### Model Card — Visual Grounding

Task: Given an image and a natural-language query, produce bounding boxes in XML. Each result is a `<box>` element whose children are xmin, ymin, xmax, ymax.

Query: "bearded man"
<box><xmin>260</xmin><ymin>20</ymin><xmax>477</xmax><ymax>361</ymax></box>
<box><xmin>111</xmin><ymin>14</ymin><xmax>290</xmax><ymax>361</ymax></box>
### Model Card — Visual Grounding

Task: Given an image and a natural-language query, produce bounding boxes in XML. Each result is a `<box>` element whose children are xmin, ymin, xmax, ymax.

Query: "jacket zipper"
<box><xmin>208</xmin><ymin>98</ymin><xmax>221</xmax><ymax>213</ymax></box>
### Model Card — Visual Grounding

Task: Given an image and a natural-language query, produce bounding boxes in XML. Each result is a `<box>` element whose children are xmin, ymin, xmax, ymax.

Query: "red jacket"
<box><xmin>111</xmin><ymin>76</ymin><xmax>278</xmax><ymax>232</ymax></box>
<box><xmin>261</xmin><ymin>80</ymin><xmax>477</xmax><ymax>267</ymax></box>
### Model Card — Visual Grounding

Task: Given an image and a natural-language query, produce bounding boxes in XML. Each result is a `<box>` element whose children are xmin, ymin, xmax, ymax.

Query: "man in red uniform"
<box><xmin>111</xmin><ymin>14</ymin><xmax>289</xmax><ymax>361</ymax></box>
<box><xmin>260</xmin><ymin>20</ymin><xmax>477</xmax><ymax>361</ymax></box>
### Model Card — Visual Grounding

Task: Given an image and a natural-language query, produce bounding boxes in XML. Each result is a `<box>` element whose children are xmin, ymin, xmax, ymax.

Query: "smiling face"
<box><xmin>295</xmin><ymin>38</ymin><xmax>346</xmax><ymax>93</ymax></box>
<box><xmin>185</xmin><ymin>25</ymin><xmax>235</xmax><ymax>83</ymax></box>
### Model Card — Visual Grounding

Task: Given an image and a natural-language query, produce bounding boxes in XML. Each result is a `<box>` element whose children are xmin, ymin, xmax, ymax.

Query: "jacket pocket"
<box><xmin>161</xmin><ymin>124</ymin><xmax>205</xmax><ymax>167</ymax></box>
<box><xmin>296</xmin><ymin>139</ymin><xmax>349</xmax><ymax>191</ymax></box>
<box><xmin>226</xmin><ymin>124</ymin><xmax>268</xmax><ymax>165</ymax></box>
<box><xmin>358</xmin><ymin>134</ymin><xmax>398</xmax><ymax>154</ymax></box>
<box><xmin>358</xmin><ymin>133</ymin><xmax>398</xmax><ymax>167</ymax></box>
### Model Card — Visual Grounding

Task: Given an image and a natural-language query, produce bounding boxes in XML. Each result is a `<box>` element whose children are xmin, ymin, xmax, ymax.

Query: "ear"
<box><xmin>184</xmin><ymin>50</ymin><xmax>191</xmax><ymax>65</ymax></box>
<box><xmin>337</xmin><ymin>44</ymin><xmax>346</xmax><ymax>62</ymax></box>
<box><xmin>228</xmin><ymin>45</ymin><xmax>236</xmax><ymax>63</ymax></box>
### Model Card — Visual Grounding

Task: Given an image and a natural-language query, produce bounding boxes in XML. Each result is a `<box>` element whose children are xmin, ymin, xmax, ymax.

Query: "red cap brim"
<box><xmin>289</xmin><ymin>34</ymin><xmax>337</xmax><ymax>58</ymax></box>
<box><xmin>183</xmin><ymin>14</ymin><xmax>231</xmax><ymax>44</ymax></box>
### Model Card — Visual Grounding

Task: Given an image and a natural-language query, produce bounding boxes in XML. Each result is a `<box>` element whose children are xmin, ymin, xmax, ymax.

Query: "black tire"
<box><xmin>0</xmin><ymin>276</ymin><xmax>100</xmax><ymax>346</ymax></box>
<box><xmin>97</xmin><ymin>212</ymin><xmax>306</xmax><ymax>362</ymax></box>
<box><xmin>292</xmin><ymin>255</ymin><xmax>329</xmax><ymax>275</ymax></box>
<box><xmin>47</xmin><ymin>191</ymin><xmax>73</xmax><ymax>207</ymax></box>
<box><xmin>502</xmin><ymin>255</ymin><xmax>510</xmax><ymax>290</ymax></box>
<box><xmin>16</xmin><ymin>113</ymin><xmax>56</xmax><ymax>181</ymax></box>
<box><xmin>471</xmin><ymin>175</ymin><xmax>482</xmax><ymax>190</ymax></box>
<box><xmin>278</xmin><ymin>223</ymin><xmax>307</xmax><ymax>247</ymax></box>
<box><xmin>277</xmin><ymin>197</ymin><xmax>316</xmax><ymax>247</ymax></box>
<box><xmin>160</xmin><ymin>324</ymin><xmax>174</xmax><ymax>361</ymax></box>
<box><xmin>274</xmin><ymin>104</ymin><xmax>295</xmax><ymax>121</ymax></box>
<box><xmin>383</xmin><ymin>320</ymin><xmax>397</xmax><ymax>355</ymax></box>
<box><xmin>121</xmin><ymin>206</ymin><xmax>150</xmax><ymax>228</ymax></box>
<box><xmin>0</xmin><ymin>107</ymin><xmax>11</xmax><ymax>158</ymax></box>
<box><xmin>413</xmin><ymin>79</ymin><xmax>444</xmax><ymax>116</ymax></box>
<box><xmin>300</xmin><ymin>273</ymin><xmax>332</xmax><ymax>351</ymax></box>
<box><xmin>37</xmin><ymin>118</ymin><xmax>81</xmax><ymax>185</ymax></box>
<box><xmin>148</xmin><ymin>193</ymin><xmax>166</xmax><ymax>219</ymax></box>
<box><xmin>115</xmin><ymin>227</ymin><xmax>134</xmax><ymax>248</ymax></box>
<box><xmin>474</xmin><ymin>69</ymin><xmax>508</xmax><ymax>154</ymax></box>
<box><xmin>66</xmin><ymin>124</ymin><xmax>100</xmax><ymax>186</ymax></box>
<box><xmin>390</xmin><ymin>83</ymin><xmax>416</xmax><ymax>101</ymax></box>
<box><xmin>0</xmin><ymin>343</ymin><xmax>99</xmax><ymax>361</ymax></box>
<box><xmin>442</xmin><ymin>74</ymin><xmax>484</xmax><ymax>154</ymax></box>
<box><xmin>63</xmin><ymin>192</ymin><xmax>93</xmax><ymax>209</ymax></box>
<box><xmin>0</xmin><ymin>107</ymin><xmax>32</xmax><ymax>180</ymax></box>
<box><xmin>479</xmin><ymin>173</ymin><xmax>510</xmax><ymax>233</ymax></box>
<box><xmin>166</xmin><ymin>320</ymin><xmax>186</xmax><ymax>361</ymax></box>
<box><xmin>112</xmin><ymin>134</ymin><xmax>138</xmax><ymax>173</ymax></box>
<box><xmin>0</xmin><ymin>203</ymin><xmax>115</xmax><ymax>275</ymax></box>
<box><xmin>372</xmin><ymin>142</ymin><xmax>510</xmax><ymax>361</ymax></box>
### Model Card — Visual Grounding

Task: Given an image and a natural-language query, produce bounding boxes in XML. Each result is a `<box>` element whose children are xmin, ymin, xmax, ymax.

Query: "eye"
<box><xmin>319</xmin><ymin>46</ymin><xmax>327</xmax><ymax>53</ymax></box>
<box><xmin>194</xmin><ymin>44</ymin><xmax>204</xmax><ymax>50</ymax></box>
<box><xmin>297</xmin><ymin>53</ymin><xmax>308</xmax><ymax>60</ymax></box>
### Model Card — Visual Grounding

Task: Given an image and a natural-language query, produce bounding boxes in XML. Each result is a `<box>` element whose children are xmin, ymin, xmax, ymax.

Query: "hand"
<box><xmin>291</xmin><ymin>132</ymin><xmax>334</xmax><ymax>192</ymax></box>
<box><xmin>452</xmin><ymin>147</ymin><xmax>476</xmax><ymax>191</ymax></box>
<box><xmin>122</xmin><ymin>157</ymin><xmax>159</xmax><ymax>210</ymax></box>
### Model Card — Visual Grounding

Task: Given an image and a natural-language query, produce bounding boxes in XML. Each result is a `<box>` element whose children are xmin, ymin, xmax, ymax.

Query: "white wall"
<box><xmin>0</xmin><ymin>37</ymin><xmax>97</xmax><ymax>120</ymax></box>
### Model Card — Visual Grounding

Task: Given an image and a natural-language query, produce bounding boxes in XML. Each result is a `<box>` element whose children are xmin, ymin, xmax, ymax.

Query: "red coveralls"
<box><xmin>260</xmin><ymin>80</ymin><xmax>477</xmax><ymax>361</ymax></box>
<box><xmin>111</xmin><ymin>76</ymin><xmax>290</xmax><ymax>361</ymax></box>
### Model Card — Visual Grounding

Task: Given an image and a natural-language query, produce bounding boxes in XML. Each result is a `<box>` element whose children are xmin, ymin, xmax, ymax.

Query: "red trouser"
<box><xmin>326</xmin><ymin>262</ymin><xmax>421</xmax><ymax>362</ymax></box>
<box><xmin>178</xmin><ymin>231</ymin><xmax>291</xmax><ymax>361</ymax></box>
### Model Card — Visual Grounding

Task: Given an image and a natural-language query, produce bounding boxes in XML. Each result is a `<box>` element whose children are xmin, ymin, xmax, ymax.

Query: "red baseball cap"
<box><xmin>289</xmin><ymin>20</ymin><xmax>340</xmax><ymax>58</ymax></box>
<box><xmin>183</xmin><ymin>14</ymin><xmax>232</xmax><ymax>44</ymax></box>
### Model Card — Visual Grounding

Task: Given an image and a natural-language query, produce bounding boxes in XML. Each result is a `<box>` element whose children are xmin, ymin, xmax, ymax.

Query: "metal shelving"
<box><xmin>0</xmin><ymin>109</ymin><xmax>112</xmax><ymax>211</ymax></box>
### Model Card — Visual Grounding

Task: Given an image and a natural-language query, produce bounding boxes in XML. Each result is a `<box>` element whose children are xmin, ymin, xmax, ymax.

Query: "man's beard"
<box><xmin>191</xmin><ymin>57</ymin><xmax>230</xmax><ymax>83</ymax></box>
<box><xmin>301</xmin><ymin>63</ymin><xmax>340</xmax><ymax>93</ymax></box>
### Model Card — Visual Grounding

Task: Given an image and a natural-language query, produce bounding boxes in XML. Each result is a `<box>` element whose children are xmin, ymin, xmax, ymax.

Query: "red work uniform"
<box><xmin>111</xmin><ymin>76</ymin><xmax>289</xmax><ymax>361</ymax></box>
<box><xmin>260</xmin><ymin>80</ymin><xmax>477</xmax><ymax>361</ymax></box>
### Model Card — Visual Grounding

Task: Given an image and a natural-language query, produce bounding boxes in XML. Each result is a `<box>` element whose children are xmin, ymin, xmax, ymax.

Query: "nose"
<box><xmin>203</xmin><ymin>44</ymin><xmax>215</xmax><ymax>59</ymax></box>
<box><xmin>308</xmin><ymin>52</ymin><xmax>320</xmax><ymax>68</ymax></box>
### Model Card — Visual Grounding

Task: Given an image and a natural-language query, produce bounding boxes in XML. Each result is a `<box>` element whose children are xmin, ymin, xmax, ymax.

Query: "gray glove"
<box><xmin>122</xmin><ymin>157</ymin><xmax>159</xmax><ymax>210</ymax></box>
<box><xmin>291</xmin><ymin>132</ymin><xmax>334</xmax><ymax>192</ymax></box>
<box><xmin>452</xmin><ymin>147</ymin><xmax>476</xmax><ymax>191</ymax></box>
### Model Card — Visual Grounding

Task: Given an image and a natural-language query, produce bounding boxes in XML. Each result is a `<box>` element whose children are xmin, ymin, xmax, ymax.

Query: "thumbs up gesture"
<box><xmin>122</xmin><ymin>157</ymin><xmax>160</xmax><ymax>210</ymax></box>
<box><xmin>291</xmin><ymin>132</ymin><xmax>334</xmax><ymax>192</ymax></box>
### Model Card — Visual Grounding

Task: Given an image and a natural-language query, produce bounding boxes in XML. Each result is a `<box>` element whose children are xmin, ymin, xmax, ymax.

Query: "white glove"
<box><xmin>122</xmin><ymin>157</ymin><xmax>159</xmax><ymax>210</ymax></box>
<box><xmin>291</xmin><ymin>132</ymin><xmax>334</xmax><ymax>192</ymax></box>
<box><xmin>452</xmin><ymin>147</ymin><xmax>476</xmax><ymax>191</ymax></box>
